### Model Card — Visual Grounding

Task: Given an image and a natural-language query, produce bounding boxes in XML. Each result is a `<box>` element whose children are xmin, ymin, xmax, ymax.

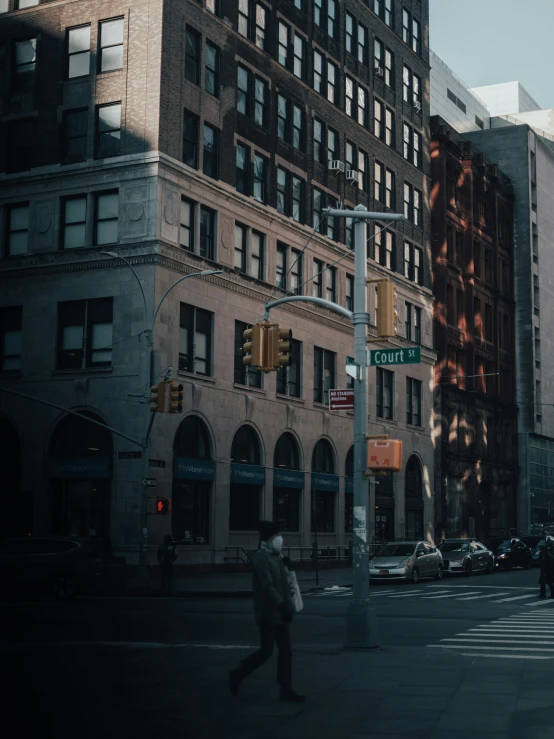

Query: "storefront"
<box><xmin>172</xmin><ymin>416</ymin><xmax>214</xmax><ymax>545</ymax></box>
<box><xmin>405</xmin><ymin>455</ymin><xmax>424</xmax><ymax>539</ymax></box>
<box><xmin>229</xmin><ymin>425</ymin><xmax>265</xmax><ymax>531</ymax></box>
<box><xmin>273</xmin><ymin>432</ymin><xmax>303</xmax><ymax>533</ymax></box>
<box><xmin>48</xmin><ymin>411</ymin><xmax>113</xmax><ymax>541</ymax></box>
<box><xmin>311</xmin><ymin>437</ymin><xmax>339</xmax><ymax>533</ymax></box>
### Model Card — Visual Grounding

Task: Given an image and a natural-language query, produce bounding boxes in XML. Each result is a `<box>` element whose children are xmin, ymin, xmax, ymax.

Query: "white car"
<box><xmin>370</xmin><ymin>541</ymin><xmax>443</xmax><ymax>584</ymax></box>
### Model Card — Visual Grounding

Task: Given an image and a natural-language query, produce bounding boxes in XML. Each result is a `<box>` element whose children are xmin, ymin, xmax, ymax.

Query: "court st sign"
<box><xmin>368</xmin><ymin>347</ymin><xmax>421</xmax><ymax>367</ymax></box>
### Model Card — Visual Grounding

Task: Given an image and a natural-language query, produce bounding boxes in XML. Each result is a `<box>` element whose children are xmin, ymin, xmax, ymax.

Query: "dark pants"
<box><xmin>540</xmin><ymin>575</ymin><xmax>554</xmax><ymax>597</ymax></box>
<box><xmin>161</xmin><ymin>565</ymin><xmax>173</xmax><ymax>595</ymax></box>
<box><xmin>237</xmin><ymin>622</ymin><xmax>292</xmax><ymax>689</ymax></box>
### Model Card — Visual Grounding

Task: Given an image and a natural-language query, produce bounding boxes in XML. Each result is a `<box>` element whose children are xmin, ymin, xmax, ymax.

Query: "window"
<box><xmin>206</xmin><ymin>0</ymin><xmax>220</xmax><ymax>14</ymax></box>
<box><xmin>358</xmin><ymin>149</ymin><xmax>368</xmax><ymax>191</ymax></box>
<box><xmin>14</xmin><ymin>38</ymin><xmax>36</xmax><ymax>92</ymax></box>
<box><xmin>313</xmin><ymin>50</ymin><xmax>323</xmax><ymax>93</ymax></box>
<box><xmin>67</xmin><ymin>26</ymin><xmax>90</xmax><ymax>79</ymax></box>
<box><xmin>384</xmin><ymin>47</ymin><xmax>394</xmax><ymax>88</ymax></box>
<box><xmin>385</xmin><ymin>168</ymin><xmax>395</xmax><ymax>208</ymax></box>
<box><xmin>375</xmin><ymin>0</ymin><xmax>394</xmax><ymax>27</ymax></box>
<box><xmin>314</xmin><ymin>0</ymin><xmax>322</xmax><ymax>26</ymax></box>
<box><xmin>413</xmin><ymin>188</ymin><xmax>421</xmax><ymax>226</ymax></box>
<box><xmin>414</xmin><ymin>306</ymin><xmax>421</xmax><ymax>344</ymax></box>
<box><xmin>234</xmin><ymin>321</ymin><xmax>262</xmax><ymax>388</ymax></box>
<box><xmin>277</xmin><ymin>168</ymin><xmax>289</xmax><ymax>216</ymax></box>
<box><xmin>254</xmin><ymin>77</ymin><xmax>267</xmax><ymax>126</ymax></box>
<box><xmin>179</xmin><ymin>303</ymin><xmax>213</xmax><ymax>376</ymax></box>
<box><xmin>313</xmin><ymin>189</ymin><xmax>323</xmax><ymax>232</ymax></box>
<box><xmin>291</xmin><ymin>250</ymin><xmax>302</xmax><ymax>295</ymax></box>
<box><xmin>403</xmin><ymin>65</ymin><xmax>421</xmax><ymax>107</ymax></box>
<box><xmin>185</xmin><ymin>28</ymin><xmax>200</xmax><ymax>85</ymax></box>
<box><xmin>277</xmin><ymin>168</ymin><xmax>303</xmax><ymax>222</ymax></box>
<box><xmin>94</xmin><ymin>191</ymin><xmax>118</xmax><ymax>245</ymax></box>
<box><xmin>376</xmin><ymin>367</ymin><xmax>394</xmax><ymax>419</ymax></box>
<box><xmin>405</xmin><ymin>301</ymin><xmax>412</xmax><ymax>341</ymax></box>
<box><xmin>406</xmin><ymin>377</ymin><xmax>422</xmax><ymax>426</ymax></box>
<box><xmin>293</xmin><ymin>105</ymin><xmax>304</xmax><ymax>150</ymax></box>
<box><xmin>251</xmin><ymin>230</ymin><xmax>264</xmax><ymax>280</ymax></box>
<box><xmin>403</xmin><ymin>123</ymin><xmax>422</xmax><ymax>168</ymax></box>
<box><xmin>375</xmin><ymin>161</ymin><xmax>384</xmax><ymax>203</ymax></box>
<box><xmin>57</xmin><ymin>298</ymin><xmax>113</xmax><ymax>370</ymax></box>
<box><xmin>255</xmin><ymin>2</ymin><xmax>266</xmax><ymax>49</ymax></box>
<box><xmin>326</xmin><ymin>198</ymin><xmax>337</xmax><ymax>240</ymax></box>
<box><xmin>278</xmin><ymin>22</ymin><xmax>289</xmax><ymax>67</ymax></box>
<box><xmin>63</xmin><ymin>109</ymin><xmax>88</xmax><ymax>164</ymax></box>
<box><xmin>374</xmin><ymin>99</ymin><xmax>384</xmax><ymax>140</ymax></box>
<box><xmin>205</xmin><ymin>43</ymin><xmax>219</xmax><ymax>96</ymax></box>
<box><xmin>7</xmin><ymin>204</ymin><xmax>29</xmax><ymax>256</ymax></box>
<box><xmin>328</xmin><ymin>0</ymin><xmax>337</xmax><ymax>38</ymax></box>
<box><xmin>402</xmin><ymin>8</ymin><xmax>410</xmax><ymax>44</ymax></box>
<box><xmin>372</xmin><ymin>226</ymin><xmax>394</xmax><ymax>270</ymax></box>
<box><xmin>179</xmin><ymin>120</ymin><xmax>198</xmax><ymax>173</ymax></box>
<box><xmin>327</xmin><ymin>60</ymin><xmax>336</xmax><ymax>104</ymax></box>
<box><xmin>276</xmin><ymin>242</ymin><xmax>287</xmax><ymax>289</ymax></box>
<box><xmin>253</xmin><ymin>153</ymin><xmax>266</xmax><ymax>203</ymax></box>
<box><xmin>346</xmin><ymin>141</ymin><xmax>355</xmax><ymax>175</ymax></box>
<box><xmin>236</xmin><ymin>142</ymin><xmax>250</xmax><ymax>195</ymax></box>
<box><xmin>62</xmin><ymin>197</ymin><xmax>87</xmax><ymax>250</ymax></box>
<box><xmin>276</xmin><ymin>339</ymin><xmax>302</xmax><ymax>398</ymax></box>
<box><xmin>277</xmin><ymin>94</ymin><xmax>288</xmax><ymax>142</ymax></box>
<box><xmin>0</xmin><ymin>307</ymin><xmax>22</xmax><ymax>372</ymax></box>
<box><xmin>385</xmin><ymin>108</ymin><xmax>395</xmax><ymax>147</ymax></box>
<box><xmin>346</xmin><ymin>218</ymin><xmax>353</xmax><ymax>248</ymax></box>
<box><xmin>203</xmin><ymin>124</ymin><xmax>218</xmax><ymax>178</ymax></box>
<box><xmin>237</xmin><ymin>65</ymin><xmax>250</xmax><ymax>115</ymax></box>
<box><xmin>345</xmin><ymin>13</ymin><xmax>354</xmax><ymax>54</ymax></box>
<box><xmin>199</xmin><ymin>206</ymin><xmax>216</xmax><ymax>260</ymax></box>
<box><xmin>404</xmin><ymin>241</ymin><xmax>423</xmax><ymax>285</ymax></box>
<box><xmin>412</xmin><ymin>17</ymin><xmax>421</xmax><ymax>55</ymax></box>
<box><xmin>314</xmin><ymin>347</ymin><xmax>335</xmax><ymax>404</ymax></box>
<box><xmin>96</xmin><ymin>103</ymin><xmax>121</xmax><ymax>158</ymax></box>
<box><xmin>99</xmin><ymin>18</ymin><xmax>124</xmax><ymax>73</ymax></box>
<box><xmin>312</xmin><ymin>258</ymin><xmax>323</xmax><ymax>298</ymax></box>
<box><xmin>346</xmin><ymin>76</ymin><xmax>354</xmax><ymax>118</ymax></box>
<box><xmin>358</xmin><ymin>86</ymin><xmax>368</xmax><ymax>127</ymax></box>
<box><xmin>358</xmin><ymin>23</ymin><xmax>367</xmax><ymax>64</ymax></box>
<box><xmin>313</xmin><ymin>118</ymin><xmax>324</xmax><ymax>163</ymax></box>
<box><xmin>325</xmin><ymin>267</ymin><xmax>336</xmax><ymax>303</ymax></box>
<box><xmin>346</xmin><ymin>274</ymin><xmax>354</xmax><ymax>311</ymax></box>
<box><xmin>234</xmin><ymin>223</ymin><xmax>247</xmax><ymax>272</ymax></box>
<box><xmin>293</xmin><ymin>34</ymin><xmax>304</xmax><ymax>79</ymax></box>
<box><xmin>404</xmin><ymin>183</ymin><xmax>421</xmax><ymax>226</ymax></box>
<box><xmin>238</xmin><ymin>0</ymin><xmax>249</xmax><ymax>36</ymax></box>
<box><xmin>327</xmin><ymin>127</ymin><xmax>338</xmax><ymax>163</ymax></box>
<box><xmin>180</xmin><ymin>197</ymin><xmax>195</xmax><ymax>252</ymax></box>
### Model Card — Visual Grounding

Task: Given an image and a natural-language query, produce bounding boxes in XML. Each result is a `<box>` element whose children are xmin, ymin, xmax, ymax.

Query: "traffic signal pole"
<box><xmin>265</xmin><ymin>204</ymin><xmax>403</xmax><ymax>648</ymax></box>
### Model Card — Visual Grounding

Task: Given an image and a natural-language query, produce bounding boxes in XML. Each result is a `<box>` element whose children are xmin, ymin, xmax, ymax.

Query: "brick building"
<box><xmin>0</xmin><ymin>0</ymin><xmax>435</xmax><ymax>565</ymax></box>
<box><xmin>430</xmin><ymin>115</ymin><xmax>517</xmax><ymax>542</ymax></box>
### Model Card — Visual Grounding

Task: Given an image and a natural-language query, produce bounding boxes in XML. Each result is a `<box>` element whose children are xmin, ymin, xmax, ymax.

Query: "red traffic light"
<box><xmin>156</xmin><ymin>499</ymin><xmax>169</xmax><ymax>514</ymax></box>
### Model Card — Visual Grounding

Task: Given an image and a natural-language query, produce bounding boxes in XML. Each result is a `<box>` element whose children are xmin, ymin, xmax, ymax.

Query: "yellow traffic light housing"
<box><xmin>376</xmin><ymin>279</ymin><xmax>398</xmax><ymax>338</ymax></box>
<box><xmin>168</xmin><ymin>381</ymin><xmax>184</xmax><ymax>413</ymax></box>
<box><xmin>150</xmin><ymin>382</ymin><xmax>166</xmax><ymax>413</ymax></box>
<box><xmin>243</xmin><ymin>323</ymin><xmax>265</xmax><ymax>369</ymax></box>
<box><xmin>262</xmin><ymin>323</ymin><xmax>292</xmax><ymax>372</ymax></box>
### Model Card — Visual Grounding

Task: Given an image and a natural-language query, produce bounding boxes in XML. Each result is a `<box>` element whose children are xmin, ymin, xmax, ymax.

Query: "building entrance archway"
<box><xmin>405</xmin><ymin>455</ymin><xmax>423</xmax><ymax>540</ymax></box>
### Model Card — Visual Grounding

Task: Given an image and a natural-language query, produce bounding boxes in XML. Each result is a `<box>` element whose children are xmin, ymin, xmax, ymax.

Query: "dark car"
<box><xmin>0</xmin><ymin>536</ymin><xmax>102</xmax><ymax>600</ymax></box>
<box><xmin>439</xmin><ymin>539</ymin><xmax>494</xmax><ymax>576</ymax></box>
<box><xmin>531</xmin><ymin>536</ymin><xmax>554</xmax><ymax>566</ymax></box>
<box><xmin>488</xmin><ymin>538</ymin><xmax>532</xmax><ymax>571</ymax></box>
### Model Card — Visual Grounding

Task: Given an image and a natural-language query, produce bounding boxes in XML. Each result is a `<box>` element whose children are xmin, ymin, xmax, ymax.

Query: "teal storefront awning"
<box><xmin>311</xmin><ymin>472</ymin><xmax>339</xmax><ymax>492</ymax></box>
<box><xmin>231</xmin><ymin>463</ymin><xmax>266</xmax><ymax>486</ymax></box>
<box><xmin>48</xmin><ymin>457</ymin><xmax>112</xmax><ymax>479</ymax></box>
<box><xmin>173</xmin><ymin>457</ymin><xmax>215</xmax><ymax>481</ymax></box>
<box><xmin>274</xmin><ymin>468</ymin><xmax>304</xmax><ymax>489</ymax></box>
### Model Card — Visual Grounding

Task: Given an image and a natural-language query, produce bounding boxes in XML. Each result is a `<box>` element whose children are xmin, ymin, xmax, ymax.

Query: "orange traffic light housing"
<box><xmin>167</xmin><ymin>381</ymin><xmax>184</xmax><ymax>413</ymax></box>
<box><xmin>264</xmin><ymin>324</ymin><xmax>292</xmax><ymax>372</ymax></box>
<box><xmin>150</xmin><ymin>382</ymin><xmax>166</xmax><ymax>413</ymax></box>
<box><xmin>367</xmin><ymin>440</ymin><xmax>403</xmax><ymax>472</ymax></box>
<box><xmin>243</xmin><ymin>323</ymin><xmax>265</xmax><ymax>369</ymax></box>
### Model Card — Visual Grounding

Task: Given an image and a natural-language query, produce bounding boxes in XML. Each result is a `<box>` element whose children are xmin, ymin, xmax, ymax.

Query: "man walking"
<box><xmin>157</xmin><ymin>534</ymin><xmax>177</xmax><ymax>595</ymax></box>
<box><xmin>538</xmin><ymin>541</ymin><xmax>554</xmax><ymax>599</ymax></box>
<box><xmin>228</xmin><ymin>521</ymin><xmax>304</xmax><ymax>703</ymax></box>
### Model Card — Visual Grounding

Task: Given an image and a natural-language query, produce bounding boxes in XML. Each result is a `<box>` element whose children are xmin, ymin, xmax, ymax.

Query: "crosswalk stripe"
<box><xmin>459</xmin><ymin>653</ymin><xmax>552</xmax><ymax>660</ymax></box>
<box><xmin>470</xmin><ymin>627</ymin><xmax>554</xmax><ymax>633</ymax></box>
<box><xmin>388</xmin><ymin>590</ymin><xmax>452</xmax><ymax>599</ymax></box>
<box><xmin>491</xmin><ymin>593</ymin><xmax>541</xmax><ymax>603</ymax></box>
<box><xmin>457</xmin><ymin>592</ymin><xmax>511</xmax><ymax>601</ymax></box>
<box><xmin>528</xmin><ymin>599</ymin><xmax>554</xmax><ymax>608</ymax></box>
<box><xmin>428</xmin><ymin>644</ymin><xmax>554</xmax><ymax>652</ymax></box>
<box><xmin>461</xmin><ymin>632</ymin><xmax>554</xmax><ymax>640</ymax></box>
<box><xmin>442</xmin><ymin>637</ymin><xmax>554</xmax><ymax>645</ymax></box>
<box><xmin>424</xmin><ymin>591</ymin><xmax>480</xmax><ymax>599</ymax></box>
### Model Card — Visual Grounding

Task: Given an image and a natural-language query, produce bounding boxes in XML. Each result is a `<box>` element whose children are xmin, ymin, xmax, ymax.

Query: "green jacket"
<box><xmin>251</xmin><ymin>547</ymin><xmax>292</xmax><ymax>626</ymax></box>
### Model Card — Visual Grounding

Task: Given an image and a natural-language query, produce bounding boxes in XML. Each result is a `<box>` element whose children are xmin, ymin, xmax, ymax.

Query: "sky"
<box><xmin>429</xmin><ymin>0</ymin><xmax>554</xmax><ymax>109</ymax></box>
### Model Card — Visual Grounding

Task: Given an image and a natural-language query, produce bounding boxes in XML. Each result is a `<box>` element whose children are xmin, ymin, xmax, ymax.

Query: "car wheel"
<box><xmin>435</xmin><ymin>564</ymin><xmax>443</xmax><ymax>581</ymax></box>
<box><xmin>465</xmin><ymin>560</ymin><xmax>472</xmax><ymax>577</ymax></box>
<box><xmin>52</xmin><ymin>574</ymin><xmax>77</xmax><ymax>601</ymax></box>
<box><xmin>487</xmin><ymin>557</ymin><xmax>494</xmax><ymax>574</ymax></box>
<box><xmin>412</xmin><ymin>567</ymin><xmax>420</xmax><ymax>584</ymax></box>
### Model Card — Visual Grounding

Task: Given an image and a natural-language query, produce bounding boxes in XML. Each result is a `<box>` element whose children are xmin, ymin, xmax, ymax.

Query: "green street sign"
<box><xmin>368</xmin><ymin>347</ymin><xmax>421</xmax><ymax>366</ymax></box>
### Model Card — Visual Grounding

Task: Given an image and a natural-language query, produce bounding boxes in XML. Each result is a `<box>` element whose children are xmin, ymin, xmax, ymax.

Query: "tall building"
<box><xmin>0</xmin><ymin>0</ymin><xmax>435</xmax><ymax>565</ymax></box>
<box><xmin>430</xmin><ymin>116</ymin><xmax>517</xmax><ymax>541</ymax></box>
<box><xmin>471</xmin><ymin>81</ymin><xmax>540</xmax><ymax>118</ymax></box>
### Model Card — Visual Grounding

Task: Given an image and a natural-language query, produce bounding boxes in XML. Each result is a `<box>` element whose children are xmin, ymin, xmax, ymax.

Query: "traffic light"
<box><xmin>376</xmin><ymin>279</ymin><xmax>398</xmax><ymax>338</ymax></box>
<box><xmin>150</xmin><ymin>382</ymin><xmax>166</xmax><ymax>413</ymax></box>
<box><xmin>156</xmin><ymin>498</ymin><xmax>169</xmax><ymax>514</ymax></box>
<box><xmin>243</xmin><ymin>323</ymin><xmax>265</xmax><ymax>369</ymax></box>
<box><xmin>265</xmin><ymin>324</ymin><xmax>292</xmax><ymax>372</ymax></box>
<box><xmin>167</xmin><ymin>381</ymin><xmax>184</xmax><ymax>413</ymax></box>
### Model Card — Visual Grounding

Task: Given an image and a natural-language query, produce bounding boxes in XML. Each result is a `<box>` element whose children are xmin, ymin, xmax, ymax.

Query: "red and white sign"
<box><xmin>329</xmin><ymin>389</ymin><xmax>354</xmax><ymax>411</ymax></box>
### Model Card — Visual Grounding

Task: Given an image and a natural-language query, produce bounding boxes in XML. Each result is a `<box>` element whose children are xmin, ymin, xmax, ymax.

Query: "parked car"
<box><xmin>0</xmin><ymin>536</ymin><xmax>103</xmax><ymax>600</ymax></box>
<box><xmin>369</xmin><ymin>541</ymin><xmax>443</xmax><ymax>584</ymax></box>
<box><xmin>439</xmin><ymin>539</ymin><xmax>494</xmax><ymax>575</ymax></box>
<box><xmin>531</xmin><ymin>536</ymin><xmax>554</xmax><ymax>566</ymax></box>
<box><xmin>487</xmin><ymin>538</ymin><xmax>532</xmax><ymax>571</ymax></box>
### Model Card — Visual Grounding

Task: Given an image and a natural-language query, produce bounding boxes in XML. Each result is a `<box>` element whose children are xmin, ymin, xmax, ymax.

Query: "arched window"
<box><xmin>274</xmin><ymin>432</ymin><xmax>301</xmax><ymax>470</ymax></box>
<box><xmin>231</xmin><ymin>425</ymin><xmax>261</xmax><ymax>465</ymax></box>
<box><xmin>174</xmin><ymin>416</ymin><xmax>212</xmax><ymax>459</ymax></box>
<box><xmin>405</xmin><ymin>455</ymin><xmax>423</xmax><ymax>539</ymax></box>
<box><xmin>345</xmin><ymin>446</ymin><xmax>354</xmax><ymax>478</ymax></box>
<box><xmin>405</xmin><ymin>455</ymin><xmax>422</xmax><ymax>498</ymax></box>
<box><xmin>49</xmin><ymin>410</ymin><xmax>112</xmax><ymax>458</ymax></box>
<box><xmin>311</xmin><ymin>438</ymin><xmax>335</xmax><ymax>474</ymax></box>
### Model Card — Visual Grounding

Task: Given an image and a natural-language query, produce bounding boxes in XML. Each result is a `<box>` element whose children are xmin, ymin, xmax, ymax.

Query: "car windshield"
<box><xmin>440</xmin><ymin>542</ymin><xmax>470</xmax><ymax>553</ymax></box>
<box><xmin>497</xmin><ymin>540</ymin><xmax>512</xmax><ymax>550</ymax></box>
<box><xmin>376</xmin><ymin>544</ymin><xmax>415</xmax><ymax>557</ymax></box>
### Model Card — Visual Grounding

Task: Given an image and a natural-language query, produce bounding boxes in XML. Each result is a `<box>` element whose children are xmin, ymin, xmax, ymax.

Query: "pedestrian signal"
<box><xmin>156</xmin><ymin>499</ymin><xmax>169</xmax><ymax>514</ymax></box>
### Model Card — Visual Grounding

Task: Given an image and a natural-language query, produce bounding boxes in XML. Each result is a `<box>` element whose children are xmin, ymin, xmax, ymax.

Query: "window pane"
<box><xmin>69</xmin><ymin>26</ymin><xmax>90</xmax><ymax>54</ymax></box>
<box><xmin>8</xmin><ymin>233</ymin><xmax>27</xmax><ymax>255</ymax></box>
<box><xmin>65</xmin><ymin>198</ymin><xmax>87</xmax><ymax>224</ymax></box>
<box><xmin>68</xmin><ymin>52</ymin><xmax>90</xmax><ymax>78</ymax></box>
<box><xmin>63</xmin><ymin>325</ymin><xmax>84</xmax><ymax>351</ymax></box>
<box><xmin>10</xmin><ymin>206</ymin><xmax>28</xmax><ymax>231</ymax></box>
<box><xmin>91</xmin><ymin>322</ymin><xmax>112</xmax><ymax>360</ymax></box>
<box><xmin>98</xmin><ymin>104</ymin><xmax>121</xmax><ymax>131</ymax></box>
<box><xmin>101</xmin><ymin>45</ymin><xmax>123</xmax><ymax>72</ymax></box>
<box><xmin>96</xmin><ymin>221</ymin><xmax>118</xmax><ymax>245</ymax></box>
<box><xmin>64</xmin><ymin>224</ymin><xmax>86</xmax><ymax>249</ymax></box>
<box><xmin>101</xmin><ymin>18</ymin><xmax>124</xmax><ymax>47</ymax></box>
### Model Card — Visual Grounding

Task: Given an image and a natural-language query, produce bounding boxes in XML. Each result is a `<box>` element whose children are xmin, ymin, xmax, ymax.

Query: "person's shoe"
<box><xmin>228</xmin><ymin>669</ymin><xmax>241</xmax><ymax>697</ymax></box>
<box><xmin>539</xmin><ymin>594</ymin><xmax>546</xmax><ymax>599</ymax></box>
<box><xmin>280</xmin><ymin>688</ymin><xmax>305</xmax><ymax>703</ymax></box>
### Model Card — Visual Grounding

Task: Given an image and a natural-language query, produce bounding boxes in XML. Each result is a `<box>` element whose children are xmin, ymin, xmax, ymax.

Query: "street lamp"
<box><xmin>101</xmin><ymin>251</ymin><xmax>222</xmax><ymax>579</ymax></box>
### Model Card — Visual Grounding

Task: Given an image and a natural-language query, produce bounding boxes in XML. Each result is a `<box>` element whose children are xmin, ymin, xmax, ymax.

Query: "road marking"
<box><xmin>470</xmin><ymin>626</ymin><xmax>554</xmax><ymax>633</ymax></box>
<box><xmin>427</xmin><ymin>584</ymin><xmax>537</xmax><ymax>590</ymax></box>
<box><xmin>0</xmin><ymin>641</ymin><xmax>257</xmax><ymax>650</ymax></box>
<box><xmin>388</xmin><ymin>590</ymin><xmax>452</xmax><ymax>599</ymax></box>
<box><xmin>462</xmin><ymin>632</ymin><xmax>554</xmax><ymax>640</ymax></box>
<box><xmin>428</xmin><ymin>644</ymin><xmax>554</xmax><ymax>653</ymax></box>
<box><xmin>459</xmin><ymin>653</ymin><xmax>552</xmax><ymax>660</ymax></box>
<box><xmin>423</xmin><ymin>591</ymin><xmax>480</xmax><ymax>599</ymax></box>
<box><xmin>441</xmin><ymin>637</ymin><xmax>554</xmax><ymax>645</ymax></box>
<box><xmin>456</xmin><ymin>592</ymin><xmax>511</xmax><ymax>601</ymax></box>
<box><xmin>528</xmin><ymin>599</ymin><xmax>554</xmax><ymax>608</ymax></box>
<box><xmin>490</xmin><ymin>593</ymin><xmax>541</xmax><ymax>603</ymax></box>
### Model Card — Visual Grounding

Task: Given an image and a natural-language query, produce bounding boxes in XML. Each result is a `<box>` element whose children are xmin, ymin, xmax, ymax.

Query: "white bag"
<box><xmin>287</xmin><ymin>570</ymin><xmax>304</xmax><ymax>613</ymax></box>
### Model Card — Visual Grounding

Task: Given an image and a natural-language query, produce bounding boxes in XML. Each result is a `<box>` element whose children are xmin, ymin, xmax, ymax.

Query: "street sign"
<box><xmin>149</xmin><ymin>459</ymin><xmax>166</xmax><ymax>468</ymax></box>
<box><xmin>118</xmin><ymin>450</ymin><xmax>142</xmax><ymax>460</ymax></box>
<box><xmin>141</xmin><ymin>477</ymin><xmax>157</xmax><ymax>487</ymax></box>
<box><xmin>346</xmin><ymin>356</ymin><xmax>359</xmax><ymax>380</ymax></box>
<box><xmin>368</xmin><ymin>347</ymin><xmax>421</xmax><ymax>367</ymax></box>
<box><xmin>329</xmin><ymin>389</ymin><xmax>355</xmax><ymax>411</ymax></box>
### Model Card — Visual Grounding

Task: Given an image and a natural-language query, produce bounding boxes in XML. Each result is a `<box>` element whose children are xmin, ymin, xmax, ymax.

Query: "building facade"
<box><xmin>0</xmin><ymin>0</ymin><xmax>436</xmax><ymax>565</ymax></box>
<box><xmin>430</xmin><ymin>116</ymin><xmax>517</xmax><ymax>542</ymax></box>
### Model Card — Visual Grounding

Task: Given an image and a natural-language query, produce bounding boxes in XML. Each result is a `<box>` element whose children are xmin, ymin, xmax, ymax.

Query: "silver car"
<box><xmin>439</xmin><ymin>539</ymin><xmax>494</xmax><ymax>575</ymax></box>
<box><xmin>369</xmin><ymin>541</ymin><xmax>443</xmax><ymax>584</ymax></box>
